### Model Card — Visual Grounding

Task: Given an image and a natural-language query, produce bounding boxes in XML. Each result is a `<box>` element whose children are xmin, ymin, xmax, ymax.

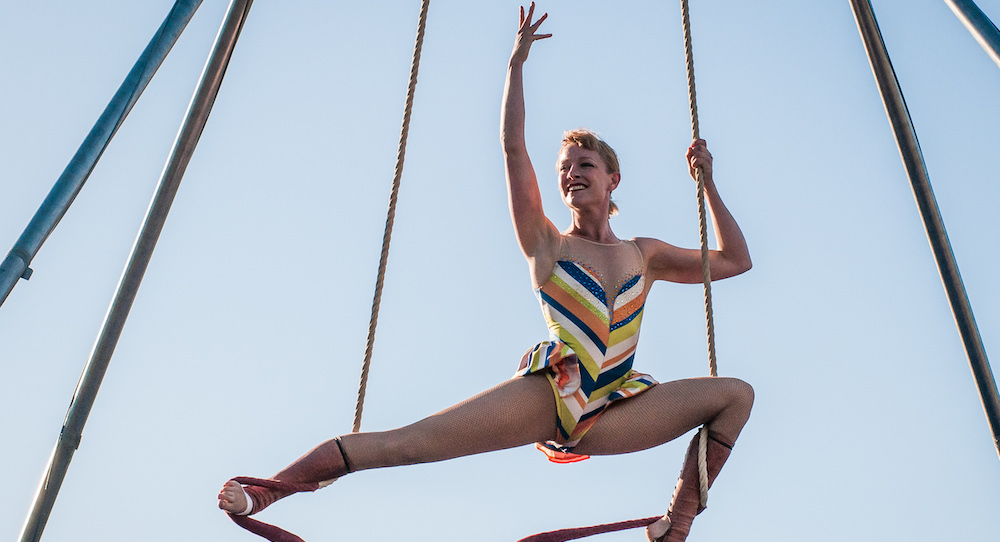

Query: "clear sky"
<box><xmin>2</xmin><ymin>1</ymin><xmax>999</xmax><ymax>541</ymax></box>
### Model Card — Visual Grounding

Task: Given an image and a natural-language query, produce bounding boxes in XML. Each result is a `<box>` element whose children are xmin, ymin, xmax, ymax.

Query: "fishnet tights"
<box><xmin>341</xmin><ymin>374</ymin><xmax>557</xmax><ymax>470</ymax></box>
<box><xmin>573</xmin><ymin>376</ymin><xmax>753</xmax><ymax>456</ymax></box>
<box><xmin>339</xmin><ymin>374</ymin><xmax>753</xmax><ymax>471</ymax></box>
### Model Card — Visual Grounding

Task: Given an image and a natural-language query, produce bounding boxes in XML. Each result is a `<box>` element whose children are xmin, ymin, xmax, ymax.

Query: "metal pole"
<box><xmin>0</xmin><ymin>0</ymin><xmax>204</xmax><ymax>309</ymax></box>
<box><xmin>850</xmin><ymin>0</ymin><xmax>1000</xmax><ymax>461</ymax></box>
<box><xmin>945</xmin><ymin>0</ymin><xmax>1000</xmax><ymax>69</ymax></box>
<box><xmin>17</xmin><ymin>1</ymin><xmax>254</xmax><ymax>540</ymax></box>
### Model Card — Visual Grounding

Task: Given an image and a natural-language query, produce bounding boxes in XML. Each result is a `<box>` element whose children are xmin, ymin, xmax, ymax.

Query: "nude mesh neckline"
<box><xmin>564</xmin><ymin>234</ymin><xmax>626</xmax><ymax>247</ymax></box>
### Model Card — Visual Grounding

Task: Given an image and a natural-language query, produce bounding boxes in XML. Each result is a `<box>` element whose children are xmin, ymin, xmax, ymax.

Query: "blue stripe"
<box><xmin>555</xmin><ymin>419</ymin><xmax>571</xmax><ymax>441</ymax></box>
<box><xmin>610</xmin><ymin>305</ymin><xmax>643</xmax><ymax>331</ymax></box>
<box><xmin>616</xmin><ymin>274</ymin><xmax>642</xmax><ymax>296</ymax></box>
<box><xmin>540</xmin><ymin>290</ymin><xmax>607</xmax><ymax>355</ymax></box>
<box><xmin>593</xmin><ymin>354</ymin><xmax>634</xmax><ymax>388</ymax></box>
<box><xmin>558</xmin><ymin>261</ymin><xmax>608</xmax><ymax>307</ymax></box>
<box><xmin>577</xmin><ymin>408</ymin><xmax>602</xmax><ymax>425</ymax></box>
<box><xmin>571</xmin><ymin>354</ymin><xmax>632</xmax><ymax>394</ymax></box>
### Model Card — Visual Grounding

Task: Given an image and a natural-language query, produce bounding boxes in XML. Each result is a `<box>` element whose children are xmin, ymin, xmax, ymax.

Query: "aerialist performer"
<box><xmin>219</xmin><ymin>4</ymin><xmax>753</xmax><ymax>541</ymax></box>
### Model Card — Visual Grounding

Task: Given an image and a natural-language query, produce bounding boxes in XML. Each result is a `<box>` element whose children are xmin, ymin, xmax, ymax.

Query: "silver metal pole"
<box><xmin>0</xmin><ymin>0</ymin><xmax>204</xmax><ymax>309</ymax></box>
<box><xmin>945</xmin><ymin>0</ymin><xmax>1000</xmax><ymax>69</ymax></box>
<box><xmin>17</xmin><ymin>1</ymin><xmax>254</xmax><ymax>540</ymax></box>
<box><xmin>850</xmin><ymin>0</ymin><xmax>1000</xmax><ymax>461</ymax></box>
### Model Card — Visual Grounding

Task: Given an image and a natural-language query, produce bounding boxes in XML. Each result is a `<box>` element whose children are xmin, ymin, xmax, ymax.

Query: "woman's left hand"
<box><xmin>686</xmin><ymin>138</ymin><xmax>713</xmax><ymax>181</ymax></box>
<box><xmin>510</xmin><ymin>3</ymin><xmax>552</xmax><ymax>65</ymax></box>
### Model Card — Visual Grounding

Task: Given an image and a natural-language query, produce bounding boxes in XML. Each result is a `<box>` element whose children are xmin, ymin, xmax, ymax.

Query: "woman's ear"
<box><xmin>610</xmin><ymin>172</ymin><xmax>621</xmax><ymax>191</ymax></box>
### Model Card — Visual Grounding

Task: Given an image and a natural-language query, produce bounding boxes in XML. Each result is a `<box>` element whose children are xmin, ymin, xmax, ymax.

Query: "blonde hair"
<box><xmin>560</xmin><ymin>129</ymin><xmax>620</xmax><ymax>216</ymax></box>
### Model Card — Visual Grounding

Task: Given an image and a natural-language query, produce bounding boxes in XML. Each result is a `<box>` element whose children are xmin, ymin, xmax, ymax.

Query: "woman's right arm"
<box><xmin>502</xmin><ymin>4</ymin><xmax>557</xmax><ymax>260</ymax></box>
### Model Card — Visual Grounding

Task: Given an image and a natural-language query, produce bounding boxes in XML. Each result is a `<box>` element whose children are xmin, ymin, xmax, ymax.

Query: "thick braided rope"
<box><xmin>680</xmin><ymin>0</ymin><xmax>716</xmax><ymax>512</ymax></box>
<box><xmin>354</xmin><ymin>0</ymin><xmax>430</xmax><ymax>433</ymax></box>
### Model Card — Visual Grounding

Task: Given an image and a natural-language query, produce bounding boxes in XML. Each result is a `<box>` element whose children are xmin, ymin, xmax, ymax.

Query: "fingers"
<box><xmin>687</xmin><ymin>138</ymin><xmax>708</xmax><ymax>154</ymax></box>
<box><xmin>519</xmin><ymin>3</ymin><xmax>551</xmax><ymax>38</ymax></box>
<box><xmin>217</xmin><ymin>480</ymin><xmax>246</xmax><ymax>511</ymax></box>
<box><xmin>686</xmin><ymin>139</ymin><xmax>713</xmax><ymax>178</ymax></box>
<box><xmin>524</xmin><ymin>2</ymin><xmax>537</xmax><ymax>26</ymax></box>
<box><xmin>687</xmin><ymin>139</ymin><xmax>710</xmax><ymax>161</ymax></box>
<box><xmin>511</xmin><ymin>3</ymin><xmax>552</xmax><ymax>63</ymax></box>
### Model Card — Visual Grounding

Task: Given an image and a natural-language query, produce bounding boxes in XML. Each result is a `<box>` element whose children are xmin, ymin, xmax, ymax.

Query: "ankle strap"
<box><xmin>706</xmin><ymin>430</ymin><xmax>735</xmax><ymax>450</ymax></box>
<box><xmin>227</xmin><ymin>477</ymin><xmax>323</xmax><ymax>542</ymax></box>
<box><xmin>334</xmin><ymin>436</ymin><xmax>354</xmax><ymax>473</ymax></box>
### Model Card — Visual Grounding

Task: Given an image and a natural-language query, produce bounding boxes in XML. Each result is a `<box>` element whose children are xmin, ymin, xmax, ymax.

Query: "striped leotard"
<box><xmin>515</xmin><ymin>236</ymin><xmax>657</xmax><ymax>462</ymax></box>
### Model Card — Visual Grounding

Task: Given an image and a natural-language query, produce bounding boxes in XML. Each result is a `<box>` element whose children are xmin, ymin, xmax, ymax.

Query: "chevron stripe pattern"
<box><xmin>517</xmin><ymin>257</ymin><xmax>657</xmax><ymax>460</ymax></box>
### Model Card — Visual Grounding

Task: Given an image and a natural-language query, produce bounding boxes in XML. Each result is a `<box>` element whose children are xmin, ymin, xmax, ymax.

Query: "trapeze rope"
<box><xmin>226</xmin><ymin>3</ymin><xmax>430</xmax><ymax>541</ymax></box>
<box><xmin>680</xmin><ymin>0</ymin><xmax>717</xmax><ymax>513</ymax></box>
<box><xmin>354</xmin><ymin>0</ymin><xmax>430</xmax><ymax>434</ymax></box>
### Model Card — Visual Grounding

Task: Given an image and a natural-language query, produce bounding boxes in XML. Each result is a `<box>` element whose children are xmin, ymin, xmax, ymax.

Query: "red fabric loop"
<box><xmin>231</xmin><ymin>476</ymin><xmax>320</xmax><ymax>493</ymax></box>
<box><xmin>226</xmin><ymin>477</ymin><xmax>321</xmax><ymax>542</ymax></box>
<box><xmin>516</xmin><ymin>516</ymin><xmax>662</xmax><ymax>542</ymax></box>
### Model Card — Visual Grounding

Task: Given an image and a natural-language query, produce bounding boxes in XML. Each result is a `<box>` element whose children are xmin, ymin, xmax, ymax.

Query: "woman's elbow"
<box><xmin>732</xmin><ymin>253</ymin><xmax>752</xmax><ymax>276</ymax></box>
<box><xmin>713</xmin><ymin>252</ymin><xmax>752</xmax><ymax>280</ymax></box>
<box><xmin>738</xmin><ymin>253</ymin><xmax>752</xmax><ymax>275</ymax></box>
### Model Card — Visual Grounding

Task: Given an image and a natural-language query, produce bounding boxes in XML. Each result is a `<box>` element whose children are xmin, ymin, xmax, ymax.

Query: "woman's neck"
<box><xmin>564</xmin><ymin>213</ymin><xmax>618</xmax><ymax>244</ymax></box>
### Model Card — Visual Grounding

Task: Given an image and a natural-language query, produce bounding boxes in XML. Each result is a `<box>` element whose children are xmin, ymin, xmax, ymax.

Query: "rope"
<box><xmin>353</xmin><ymin>0</ymin><xmax>430</xmax><ymax>433</ymax></box>
<box><xmin>680</xmin><ymin>0</ymin><xmax>716</xmax><ymax>512</ymax></box>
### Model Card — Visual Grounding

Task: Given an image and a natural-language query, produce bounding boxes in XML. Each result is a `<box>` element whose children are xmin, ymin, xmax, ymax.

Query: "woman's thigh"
<box><xmin>571</xmin><ymin>377</ymin><xmax>747</xmax><ymax>456</ymax></box>
<box><xmin>352</xmin><ymin>372</ymin><xmax>559</xmax><ymax>467</ymax></box>
<box><xmin>416</xmin><ymin>372</ymin><xmax>559</xmax><ymax>446</ymax></box>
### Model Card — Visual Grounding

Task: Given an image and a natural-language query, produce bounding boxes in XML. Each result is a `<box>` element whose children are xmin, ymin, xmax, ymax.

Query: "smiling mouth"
<box><xmin>567</xmin><ymin>183</ymin><xmax>588</xmax><ymax>192</ymax></box>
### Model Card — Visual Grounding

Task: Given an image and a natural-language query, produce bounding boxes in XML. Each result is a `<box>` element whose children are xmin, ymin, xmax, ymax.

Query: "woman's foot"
<box><xmin>218</xmin><ymin>437</ymin><xmax>353</xmax><ymax>516</ymax></box>
<box><xmin>646</xmin><ymin>515</ymin><xmax>671</xmax><ymax>541</ymax></box>
<box><xmin>218</xmin><ymin>480</ymin><xmax>250</xmax><ymax>514</ymax></box>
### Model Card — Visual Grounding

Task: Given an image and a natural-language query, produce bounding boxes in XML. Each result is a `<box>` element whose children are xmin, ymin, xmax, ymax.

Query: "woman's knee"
<box><xmin>720</xmin><ymin>377</ymin><xmax>754</xmax><ymax>410</ymax></box>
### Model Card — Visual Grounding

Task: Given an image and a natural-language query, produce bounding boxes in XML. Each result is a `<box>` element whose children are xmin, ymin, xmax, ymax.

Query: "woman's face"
<box><xmin>556</xmin><ymin>144</ymin><xmax>620</xmax><ymax>211</ymax></box>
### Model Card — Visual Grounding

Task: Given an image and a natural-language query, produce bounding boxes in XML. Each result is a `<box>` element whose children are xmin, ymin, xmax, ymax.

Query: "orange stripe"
<box><xmin>542</xmin><ymin>283</ymin><xmax>609</xmax><ymax>341</ymax></box>
<box><xmin>600</xmin><ymin>346</ymin><xmax>637</xmax><ymax>369</ymax></box>
<box><xmin>612</xmin><ymin>298</ymin><xmax>644</xmax><ymax>325</ymax></box>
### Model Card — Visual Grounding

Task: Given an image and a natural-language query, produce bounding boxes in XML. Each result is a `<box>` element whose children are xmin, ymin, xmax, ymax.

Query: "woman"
<box><xmin>219</xmin><ymin>5</ymin><xmax>753</xmax><ymax>541</ymax></box>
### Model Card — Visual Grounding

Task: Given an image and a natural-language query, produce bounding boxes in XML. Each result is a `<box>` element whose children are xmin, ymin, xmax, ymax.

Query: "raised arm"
<box><xmin>502</xmin><ymin>3</ymin><xmax>558</xmax><ymax>260</ymax></box>
<box><xmin>637</xmin><ymin>139</ymin><xmax>752</xmax><ymax>284</ymax></box>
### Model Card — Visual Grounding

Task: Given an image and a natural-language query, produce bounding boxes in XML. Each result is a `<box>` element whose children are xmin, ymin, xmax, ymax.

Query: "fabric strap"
<box><xmin>226</xmin><ymin>477</ymin><xmax>321</xmax><ymax>542</ymax></box>
<box><xmin>516</xmin><ymin>516</ymin><xmax>662</xmax><ymax>542</ymax></box>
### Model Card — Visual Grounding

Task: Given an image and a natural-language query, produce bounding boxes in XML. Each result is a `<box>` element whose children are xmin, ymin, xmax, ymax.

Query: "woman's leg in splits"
<box><xmin>219</xmin><ymin>373</ymin><xmax>557</xmax><ymax>514</ymax></box>
<box><xmin>571</xmin><ymin>376</ymin><xmax>754</xmax><ymax>542</ymax></box>
<box><xmin>572</xmin><ymin>376</ymin><xmax>753</xmax><ymax>455</ymax></box>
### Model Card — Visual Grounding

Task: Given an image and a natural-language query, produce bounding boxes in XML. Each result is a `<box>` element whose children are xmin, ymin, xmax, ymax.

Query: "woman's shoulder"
<box><xmin>630</xmin><ymin>236</ymin><xmax>667</xmax><ymax>255</ymax></box>
<box><xmin>630</xmin><ymin>236</ymin><xmax>682</xmax><ymax>274</ymax></box>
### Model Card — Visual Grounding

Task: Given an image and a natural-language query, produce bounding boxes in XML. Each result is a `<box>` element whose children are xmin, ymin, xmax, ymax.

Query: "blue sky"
<box><xmin>1</xmin><ymin>1</ymin><xmax>999</xmax><ymax>541</ymax></box>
